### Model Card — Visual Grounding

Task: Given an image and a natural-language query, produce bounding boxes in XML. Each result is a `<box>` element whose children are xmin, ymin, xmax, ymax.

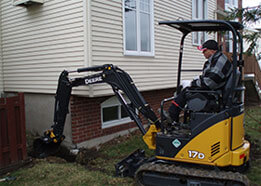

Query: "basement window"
<box><xmin>101</xmin><ymin>96</ymin><xmax>132</xmax><ymax>129</ymax></box>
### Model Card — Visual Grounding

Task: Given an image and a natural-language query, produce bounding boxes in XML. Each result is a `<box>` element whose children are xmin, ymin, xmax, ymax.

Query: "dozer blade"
<box><xmin>33</xmin><ymin>138</ymin><xmax>61</xmax><ymax>158</ymax></box>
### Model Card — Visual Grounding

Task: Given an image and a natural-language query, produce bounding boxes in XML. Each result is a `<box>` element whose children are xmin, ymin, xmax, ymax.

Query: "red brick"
<box><xmin>70</xmin><ymin>88</ymin><xmax>176</xmax><ymax>144</ymax></box>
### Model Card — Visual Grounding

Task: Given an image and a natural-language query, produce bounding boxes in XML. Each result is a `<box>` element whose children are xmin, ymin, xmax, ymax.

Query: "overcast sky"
<box><xmin>243</xmin><ymin>0</ymin><xmax>261</xmax><ymax>8</ymax></box>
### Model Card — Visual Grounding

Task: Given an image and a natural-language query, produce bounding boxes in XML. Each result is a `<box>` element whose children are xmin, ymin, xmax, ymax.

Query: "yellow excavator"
<box><xmin>34</xmin><ymin>20</ymin><xmax>250</xmax><ymax>185</ymax></box>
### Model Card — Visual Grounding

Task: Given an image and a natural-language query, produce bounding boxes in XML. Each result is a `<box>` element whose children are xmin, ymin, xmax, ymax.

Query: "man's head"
<box><xmin>197</xmin><ymin>40</ymin><xmax>218</xmax><ymax>59</ymax></box>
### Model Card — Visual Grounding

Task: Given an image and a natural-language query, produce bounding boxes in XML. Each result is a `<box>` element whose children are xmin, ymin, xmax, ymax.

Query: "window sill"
<box><xmin>192</xmin><ymin>43</ymin><xmax>201</xmax><ymax>46</ymax></box>
<box><xmin>124</xmin><ymin>51</ymin><xmax>155</xmax><ymax>57</ymax></box>
<box><xmin>102</xmin><ymin>117</ymin><xmax>132</xmax><ymax>129</ymax></box>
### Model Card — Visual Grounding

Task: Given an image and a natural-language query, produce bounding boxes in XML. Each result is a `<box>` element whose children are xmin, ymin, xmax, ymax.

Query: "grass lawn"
<box><xmin>0</xmin><ymin>105</ymin><xmax>260</xmax><ymax>186</ymax></box>
<box><xmin>244</xmin><ymin>105</ymin><xmax>261</xmax><ymax>186</ymax></box>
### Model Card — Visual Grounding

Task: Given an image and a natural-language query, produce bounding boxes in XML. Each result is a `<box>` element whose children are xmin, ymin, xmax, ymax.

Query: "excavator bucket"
<box><xmin>33</xmin><ymin>130</ymin><xmax>65</xmax><ymax>158</ymax></box>
<box><xmin>32</xmin><ymin>70</ymin><xmax>70</xmax><ymax>158</ymax></box>
<box><xmin>33</xmin><ymin>138</ymin><xmax>61</xmax><ymax>158</ymax></box>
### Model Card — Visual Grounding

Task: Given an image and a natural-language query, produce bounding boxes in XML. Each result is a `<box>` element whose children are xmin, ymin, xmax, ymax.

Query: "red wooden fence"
<box><xmin>0</xmin><ymin>93</ymin><xmax>27</xmax><ymax>174</ymax></box>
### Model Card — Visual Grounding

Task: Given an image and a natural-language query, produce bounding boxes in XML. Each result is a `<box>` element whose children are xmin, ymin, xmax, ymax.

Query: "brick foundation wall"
<box><xmin>70</xmin><ymin>88</ymin><xmax>175</xmax><ymax>144</ymax></box>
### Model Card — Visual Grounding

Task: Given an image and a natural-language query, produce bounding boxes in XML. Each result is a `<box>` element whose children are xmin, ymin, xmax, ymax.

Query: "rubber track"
<box><xmin>135</xmin><ymin>162</ymin><xmax>249</xmax><ymax>186</ymax></box>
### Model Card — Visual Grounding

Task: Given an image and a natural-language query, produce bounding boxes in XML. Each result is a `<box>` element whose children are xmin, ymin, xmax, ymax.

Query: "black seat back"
<box><xmin>222</xmin><ymin>69</ymin><xmax>241</xmax><ymax>106</ymax></box>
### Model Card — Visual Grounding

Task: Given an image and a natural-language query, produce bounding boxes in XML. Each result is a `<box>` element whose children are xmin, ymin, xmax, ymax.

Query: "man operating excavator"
<box><xmin>168</xmin><ymin>39</ymin><xmax>233</xmax><ymax>122</ymax></box>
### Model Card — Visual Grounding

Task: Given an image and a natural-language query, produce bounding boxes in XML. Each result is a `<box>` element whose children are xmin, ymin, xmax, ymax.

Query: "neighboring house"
<box><xmin>216</xmin><ymin>0</ymin><xmax>261</xmax><ymax>101</ymax></box>
<box><xmin>0</xmin><ymin>0</ymin><xmax>216</xmax><ymax>149</ymax></box>
<box><xmin>216</xmin><ymin>0</ymin><xmax>242</xmax><ymax>52</ymax></box>
<box><xmin>243</xmin><ymin>28</ymin><xmax>261</xmax><ymax>100</ymax></box>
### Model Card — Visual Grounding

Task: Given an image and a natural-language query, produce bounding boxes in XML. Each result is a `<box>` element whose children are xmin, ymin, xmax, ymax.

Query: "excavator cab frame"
<box><xmin>158</xmin><ymin>20</ymin><xmax>244</xmax><ymax>114</ymax></box>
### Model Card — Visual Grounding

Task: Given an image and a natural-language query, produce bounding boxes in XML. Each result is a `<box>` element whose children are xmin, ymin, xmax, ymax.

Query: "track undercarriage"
<box><xmin>115</xmin><ymin>126</ymin><xmax>249</xmax><ymax>186</ymax></box>
<box><xmin>135</xmin><ymin>161</ymin><xmax>249</xmax><ymax>186</ymax></box>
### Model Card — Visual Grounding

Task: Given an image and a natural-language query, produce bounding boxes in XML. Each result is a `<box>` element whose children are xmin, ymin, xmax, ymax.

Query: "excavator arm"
<box><xmin>33</xmin><ymin>64</ymin><xmax>161</xmax><ymax>158</ymax></box>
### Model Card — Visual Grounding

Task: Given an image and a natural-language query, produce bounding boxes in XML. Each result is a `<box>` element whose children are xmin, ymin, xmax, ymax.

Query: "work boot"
<box><xmin>168</xmin><ymin>104</ymin><xmax>181</xmax><ymax>122</ymax></box>
<box><xmin>159</xmin><ymin>109</ymin><xmax>173</xmax><ymax>124</ymax></box>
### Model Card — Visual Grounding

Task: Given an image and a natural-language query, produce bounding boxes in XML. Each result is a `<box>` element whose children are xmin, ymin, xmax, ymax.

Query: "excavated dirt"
<box><xmin>28</xmin><ymin>126</ymin><xmax>261</xmax><ymax>162</ymax></box>
<box><xmin>27</xmin><ymin>130</ymin><xmax>141</xmax><ymax>167</ymax></box>
<box><xmin>27</xmin><ymin>125</ymin><xmax>260</xmax><ymax>173</ymax></box>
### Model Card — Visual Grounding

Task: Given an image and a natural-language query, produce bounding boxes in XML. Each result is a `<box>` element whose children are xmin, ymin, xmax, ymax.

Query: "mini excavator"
<box><xmin>34</xmin><ymin>20</ymin><xmax>250</xmax><ymax>185</ymax></box>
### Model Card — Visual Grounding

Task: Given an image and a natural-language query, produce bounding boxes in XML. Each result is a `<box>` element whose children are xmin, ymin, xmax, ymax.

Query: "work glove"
<box><xmin>181</xmin><ymin>80</ymin><xmax>191</xmax><ymax>89</ymax></box>
<box><xmin>193</xmin><ymin>75</ymin><xmax>200</xmax><ymax>80</ymax></box>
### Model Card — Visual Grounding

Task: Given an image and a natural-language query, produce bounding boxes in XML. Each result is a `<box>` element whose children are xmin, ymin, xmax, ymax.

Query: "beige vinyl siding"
<box><xmin>0</xmin><ymin>8</ymin><xmax>3</xmax><ymax>94</ymax></box>
<box><xmin>0</xmin><ymin>0</ymin><xmax>216</xmax><ymax>97</ymax></box>
<box><xmin>1</xmin><ymin>0</ymin><xmax>88</xmax><ymax>94</ymax></box>
<box><xmin>90</xmin><ymin>0</ymin><xmax>217</xmax><ymax>96</ymax></box>
<box><xmin>181</xmin><ymin>0</ymin><xmax>216</xmax><ymax>81</ymax></box>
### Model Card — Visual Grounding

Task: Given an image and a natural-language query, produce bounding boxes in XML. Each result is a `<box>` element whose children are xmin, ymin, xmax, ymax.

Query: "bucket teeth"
<box><xmin>33</xmin><ymin>138</ymin><xmax>61</xmax><ymax>158</ymax></box>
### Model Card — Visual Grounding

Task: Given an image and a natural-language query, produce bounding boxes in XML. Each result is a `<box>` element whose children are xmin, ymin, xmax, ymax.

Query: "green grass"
<box><xmin>1</xmin><ymin>161</ymin><xmax>134</xmax><ymax>186</ymax></box>
<box><xmin>0</xmin><ymin>132</ymin><xmax>145</xmax><ymax>186</ymax></box>
<box><xmin>0</xmin><ymin>106</ymin><xmax>260</xmax><ymax>186</ymax></box>
<box><xmin>244</xmin><ymin>105</ymin><xmax>261</xmax><ymax>186</ymax></box>
<box><xmin>245</xmin><ymin>106</ymin><xmax>261</xmax><ymax>140</ymax></box>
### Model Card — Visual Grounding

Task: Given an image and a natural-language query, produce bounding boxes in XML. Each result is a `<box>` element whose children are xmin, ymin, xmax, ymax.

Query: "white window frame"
<box><xmin>101</xmin><ymin>95</ymin><xmax>133</xmax><ymax>129</ymax></box>
<box><xmin>225</xmin><ymin>0</ymin><xmax>238</xmax><ymax>52</ymax></box>
<box><xmin>225</xmin><ymin>31</ymin><xmax>233</xmax><ymax>52</ymax></box>
<box><xmin>192</xmin><ymin>0</ymin><xmax>208</xmax><ymax>46</ymax></box>
<box><xmin>123</xmin><ymin>0</ymin><xmax>155</xmax><ymax>56</ymax></box>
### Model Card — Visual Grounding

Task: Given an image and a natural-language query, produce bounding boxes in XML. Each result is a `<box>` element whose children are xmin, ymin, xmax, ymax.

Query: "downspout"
<box><xmin>83</xmin><ymin>0</ymin><xmax>93</xmax><ymax>97</ymax></box>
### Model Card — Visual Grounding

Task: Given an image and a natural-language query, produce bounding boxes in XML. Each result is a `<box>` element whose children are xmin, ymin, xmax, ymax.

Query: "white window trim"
<box><xmin>227</xmin><ymin>32</ymin><xmax>233</xmax><ymax>53</ymax></box>
<box><xmin>122</xmin><ymin>0</ymin><xmax>155</xmax><ymax>57</ymax></box>
<box><xmin>225</xmin><ymin>0</ymin><xmax>238</xmax><ymax>52</ymax></box>
<box><xmin>101</xmin><ymin>95</ymin><xmax>133</xmax><ymax>129</ymax></box>
<box><xmin>192</xmin><ymin>0</ymin><xmax>208</xmax><ymax>46</ymax></box>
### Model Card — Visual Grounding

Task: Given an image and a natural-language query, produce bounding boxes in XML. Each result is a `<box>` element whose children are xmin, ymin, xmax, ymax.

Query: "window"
<box><xmin>123</xmin><ymin>0</ymin><xmax>154</xmax><ymax>56</ymax></box>
<box><xmin>225</xmin><ymin>0</ymin><xmax>238</xmax><ymax>52</ymax></box>
<box><xmin>192</xmin><ymin>0</ymin><xmax>208</xmax><ymax>45</ymax></box>
<box><xmin>225</xmin><ymin>31</ymin><xmax>233</xmax><ymax>52</ymax></box>
<box><xmin>101</xmin><ymin>96</ymin><xmax>132</xmax><ymax>128</ymax></box>
<box><xmin>225</xmin><ymin>0</ymin><xmax>238</xmax><ymax>11</ymax></box>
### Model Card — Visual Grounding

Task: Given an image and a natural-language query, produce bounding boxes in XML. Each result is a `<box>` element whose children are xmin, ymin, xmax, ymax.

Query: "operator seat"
<box><xmin>222</xmin><ymin>70</ymin><xmax>241</xmax><ymax>107</ymax></box>
<box><xmin>186</xmin><ymin>69</ymin><xmax>241</xmax><ymax>112</ymax></box>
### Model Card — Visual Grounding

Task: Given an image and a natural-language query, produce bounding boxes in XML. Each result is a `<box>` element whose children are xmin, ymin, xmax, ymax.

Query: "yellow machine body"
<box><xmin>143</xmin><ymin>124</ymin><xmax>160</xmax><ymax>150</ymax></box>
<box><xmin>153</xmin><ymin>113</ymin><xmax>250</xmax><ymax>167</ymax></box>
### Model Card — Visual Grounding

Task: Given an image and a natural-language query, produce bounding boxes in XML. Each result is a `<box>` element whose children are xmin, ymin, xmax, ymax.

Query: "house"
<box><xmin>216</xmin><ymin>0</ymin><xmax>243</xmax><ymax>52</ymax></box>
<box><xmin>216</xmin><ymin>0</ymin><xmax>261</xmax><ymax>102</ymax></box>
<box><xmin>0</xmin><ymin>0</ymin><xmax>216</xmax><ymax>149</ymax></box>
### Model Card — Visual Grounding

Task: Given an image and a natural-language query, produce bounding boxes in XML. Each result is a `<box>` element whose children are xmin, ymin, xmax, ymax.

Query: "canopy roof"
<box><xmin>158</xmin><ymin>20</ymin><xmax>243</xmax><ymax>34</ymax></box>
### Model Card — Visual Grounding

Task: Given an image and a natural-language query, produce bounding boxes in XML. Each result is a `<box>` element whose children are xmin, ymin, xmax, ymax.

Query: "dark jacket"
<box><xmin>191</xmin><ymin>51</ymin><xmax>232</xmax><ymax>90</ymax></box>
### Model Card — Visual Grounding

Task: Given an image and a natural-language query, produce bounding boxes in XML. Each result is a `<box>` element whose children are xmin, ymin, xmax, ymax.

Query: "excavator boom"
<box><xmin>33</xmin><ymin>64</ymin><xmax>161</xmax><ymax>157</ymax></box>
